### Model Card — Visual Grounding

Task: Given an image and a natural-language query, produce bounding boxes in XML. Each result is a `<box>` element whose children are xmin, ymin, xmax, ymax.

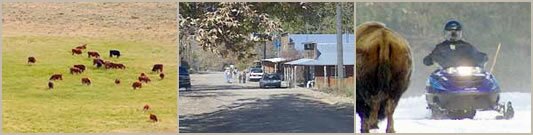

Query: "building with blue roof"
<box><xmin>280</xmin><ymin>34</ymin><xmax>354</xmax><ymax>90</ymax></box>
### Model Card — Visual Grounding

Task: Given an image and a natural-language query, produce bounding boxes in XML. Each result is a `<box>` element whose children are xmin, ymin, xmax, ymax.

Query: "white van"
<box><xmin>248</xmin><ymin>68</ymin><xmax>263</xmax><ymax>81</ymax></box>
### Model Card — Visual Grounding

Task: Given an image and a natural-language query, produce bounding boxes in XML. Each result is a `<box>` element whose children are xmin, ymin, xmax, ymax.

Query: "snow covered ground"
<box><xmin>356</xmin><ymin>92</ymin><xmax>531</xmax><ymax>133</ymax></box>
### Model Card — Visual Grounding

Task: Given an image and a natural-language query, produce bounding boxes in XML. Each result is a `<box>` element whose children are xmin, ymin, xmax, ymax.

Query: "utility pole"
<box><xmin>336</xmin><ymin>3</ymin><xmax>344</xmax><ymax>89</ymax></box>
<box><xmin>263</xmin><ymin>40</ymin><xmax>267</xmax><ymax>60</ymax></box>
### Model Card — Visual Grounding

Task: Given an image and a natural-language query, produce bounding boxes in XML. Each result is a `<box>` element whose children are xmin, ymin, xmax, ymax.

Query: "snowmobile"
<box><xmin>425</xmin><ymin>66</ymin><xmax>514</xmax><ymax>119</ymax></box>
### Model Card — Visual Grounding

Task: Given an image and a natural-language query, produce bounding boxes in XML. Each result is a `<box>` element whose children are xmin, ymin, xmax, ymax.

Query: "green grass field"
<box><xmin>2</xmin><ymin>35</ymin><xmax>177</xmax><ymax>133</ymax></box>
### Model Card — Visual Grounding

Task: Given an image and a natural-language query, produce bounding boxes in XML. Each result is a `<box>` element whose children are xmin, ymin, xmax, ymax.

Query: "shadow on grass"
<box><xmin>179</xmin><ymin>93</ymin><xmax>354</xmax><ymax>133</ymax></box>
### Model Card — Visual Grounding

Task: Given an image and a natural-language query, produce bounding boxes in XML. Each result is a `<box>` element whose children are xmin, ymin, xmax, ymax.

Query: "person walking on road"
<box><xmin>238</xmin><ymin>69</ymin><xmax>243</xmax><ymax>83</ymax></box>
<box><xmin>242</xmin><ymin>70</ymin><xmax>247</xmax><ymax>84</ymax></box>
<box><xmin>224</xmin><ymin>67</ymin><xmax>231</xmax><ymax>83</ymax></box>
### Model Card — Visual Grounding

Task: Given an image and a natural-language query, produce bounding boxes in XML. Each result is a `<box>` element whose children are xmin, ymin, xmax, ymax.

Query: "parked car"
<box><xmin>248</xmin><ymin>68</ymin><xmax>263</xmax><ymax>81</ymax></box>
<box><xmin>259</xmin><ymin>73</ymin><xmax>282</xmax><ymax>88</ymax></box>
<box><xmin>179</xmin><ymin>66</ymin><xmax>191</xmax><ymax>90</ymax></box>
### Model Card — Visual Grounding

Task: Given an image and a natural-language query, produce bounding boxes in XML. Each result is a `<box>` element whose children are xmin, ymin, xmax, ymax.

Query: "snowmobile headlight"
<box><xmin>446</xmin><ymin>67</ymin><xmax>458</xmax><ymax>74</ymax></box>
<box><xmin>456</xmin><ymin>66</ymin><xmax>481</xmax><ymax>76</ymax></box>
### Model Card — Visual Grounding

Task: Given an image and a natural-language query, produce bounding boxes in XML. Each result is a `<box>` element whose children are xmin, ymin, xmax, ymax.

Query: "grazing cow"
<box><xmin>143</xmin><ymin>104</ymin><xmax>150</xmax><ymax>111</ymax></box>
<box><xmin>104</xmin><ymin>62</ymin><xmax>125</xmax><ymax>69</ymax></box>
<box><xmin>104</xmin><ymin>62</ymin><xmax>113</xmax><ymax>69</ymax></box>
<box><xmin>138</xmin><ymin>76</ymin><xmax>151</xmax><ymax>83</ymax></box>
<box><xmin>93</xmin><ymin>58</ymin><xmax>105</xmax><ymax>68</ymax></box>
<box><xmin>152</xmin><ymin>64</ymin><xmax>163</xmax><ymax>73</ymax></box>
<box><xmin>48</xmin><ymin>81</ymin><xmax>54</xmax><ymax>89</ymax></box>
<box><xmin>149</xmin><ymin>113</ymin><xmax>158</xmax><ymax>122</ymax></box>
<box><xmin>49</xmin><ymin>74</ymin><xmax>63</xmax><ymax>81</ymax></box>
<box><xmin>72</xmin><ymin>48</ymin><xmax>82</xmax><ymax>55</ymax></box>
<box><xmin>76</xmin><ymin>43</ymin><xmax>87</xmax><ymax>49</ymax></box>
<box><xmin>115</xmin><ymin>63</ymin><xmax>126</xmax><ymax>69</ymax></box>
<box><xmin>115</xmin><ymin>79</ymin><xmax>121</xmax><ymax>84</ymax></box>
<box><xmin>28</xmin><ymin>56</ymin><xmax>36</xmax><ymax>64</ymax></box>
<box><xmin>88</xmin><ymin>51</ymin><xmax>100</xmax><ymax>58</ymax></box>
<box><xmin>81</xmin><ymin>77</ymin><xmax>91</xmax><ymax>85</ymax></box>
<box><xmin>159</xmin><ymin>72</ymin><xmax>165</xmax><ymax>80</ymax></box>
<box><xmin>73</xmin><ymin>64</ymin><xmax>86</xmax><ymax>72</ymax></box>
<box><xmin>132</xmin><ymin>81</ymin><xmax>142</xmax><ymax>89</ymax></box>
<box><xmin>109</xmin><ymin>50</ymin><xmax>121</xmax><ymax>58</ymax></box>
<box><xmin>356</xmin><ymin>22</ymin><xmax>413</xmax><ymax>133</ymax></box>
<box><xmin>70</xmin><ymin>67</ymin><xmax>82</xmax><ymax>74</ymax></box>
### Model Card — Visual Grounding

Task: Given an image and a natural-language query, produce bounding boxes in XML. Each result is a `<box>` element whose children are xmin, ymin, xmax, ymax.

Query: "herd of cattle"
<box><xmin>28</xmin><ymin>43</ymin><xmax>165</xmax><ymax>122</ymax></box>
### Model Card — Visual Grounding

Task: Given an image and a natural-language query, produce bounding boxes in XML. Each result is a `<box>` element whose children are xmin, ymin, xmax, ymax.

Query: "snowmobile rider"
<box><xmin>423</xmin><ymin>20</ymin><xmax>488</xmax><ymax>68</ymax></box>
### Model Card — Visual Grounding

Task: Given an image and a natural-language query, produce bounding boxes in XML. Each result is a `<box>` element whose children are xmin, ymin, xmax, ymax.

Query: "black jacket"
<box><xmin>423</xmin><ymin>40</ymin><xmax>488</xmax><ymax>68</ymax></box>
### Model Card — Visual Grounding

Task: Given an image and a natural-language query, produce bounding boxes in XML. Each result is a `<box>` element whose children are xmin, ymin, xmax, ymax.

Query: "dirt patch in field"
<box><xmin>2</xmin><ymin>2</ymin><xmax>177</xmax><ymax>43</ymax></box>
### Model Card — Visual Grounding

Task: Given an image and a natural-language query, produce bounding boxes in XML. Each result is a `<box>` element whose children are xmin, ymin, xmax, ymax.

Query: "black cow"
<box><xmin>110</xmin><ymin>50</ymin><xmax>121</xmax><ymax>58</ymax></box>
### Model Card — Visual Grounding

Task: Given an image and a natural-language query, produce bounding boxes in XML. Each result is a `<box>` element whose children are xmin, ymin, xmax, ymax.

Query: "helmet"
<box><xmin>443</xmin><ymin>20</ymin><xmax>463</xmax><ymax>41</ymax></box>
<box><xmin>444</xmin><ymin>20</ymin><xmax>462</xmax><ymax>31</ymax></box>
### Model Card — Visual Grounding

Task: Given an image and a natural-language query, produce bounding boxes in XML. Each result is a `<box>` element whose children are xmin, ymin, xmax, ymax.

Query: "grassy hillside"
<box><xmin>2</xmin><ymin>3</ymin><xmax>177</xmax><ymax>133</ymax></box>
<box><xmin>2</xmin><ymin>36</ymin><xmax>177</xmax><ymax>133</ymax></box>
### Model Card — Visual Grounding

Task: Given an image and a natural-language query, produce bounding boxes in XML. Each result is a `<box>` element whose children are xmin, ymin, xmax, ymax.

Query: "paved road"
<box><xmin>178</xmin><ymin>72</ymin><xmax>354</xmax><ymax>133</ymax></box>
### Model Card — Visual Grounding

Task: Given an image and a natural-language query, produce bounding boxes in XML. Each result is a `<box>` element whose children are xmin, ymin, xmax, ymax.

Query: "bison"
<box><xmin>152</xmin><ymin>64</ymin><xmax>163</xmax><ymax>73</ymax></box>
<box><xmin>88</xmin><ymin>51</ymin><xmax>100</xmax><ymax>58</ymax></box>
<box><xmin>28</xmin><ymin>56</ymin><xmax>36</xmax><ymax>64</ymax></box>
<box><xmin>70</xmin><ymin>67</ymin><xmax>82</xmax><ymax>74</ymax></box>
<box><xmin>356</xmin><ymin>22</ymin><xmax>413</xmax><ymax>133</ymax></box>
<box><xmin>132</xmin><ymin>81</ymin><xmax>142</xmax><ymax>89</ymax></box>
<box><xmin>81</xmin><ymin>77</ymin><xmax>91</xmax><ymax>85</ymax></box>
<box><xmin>72</xmin><ymin>48</ymin><xmax>82</xmax><ymax>55</ymax></box>
<box><xmin>109</xmin><ymin>50</ymin><xmax>121</xmax><ymax>58</ymax></box>
<box><xmin>159</xmin><ymin>72</ymin><xmax>165</xmax><ymax>80</ymax></box>
<box><xmin>48</xmin><ymin>81</ymin><xmax>54</xmax><ymax>89</ymax></box>
<box><xmin>73</xmin><ymin>64</ymin><xmax>86</xmax><ymax>72</ymax></box>
<box><xmin>138</xmin><ymin>76</ymin><xmax>151</xmax><ymax>83</ymax></box>
<box><xmin>49</xmin><ymin>74</ymin><xmax>63</xmax><ymax>81</ymax></box>
<box><xmin>115</xmin><ymin>79</ymin><xmax>121</xmax><ymax>84</ymax></box>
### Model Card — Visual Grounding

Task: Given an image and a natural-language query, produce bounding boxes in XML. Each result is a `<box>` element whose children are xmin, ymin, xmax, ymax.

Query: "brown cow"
<box><xmin>138</xmin><ymin>76</ymin><xmax>151</xmax><ymax>83</ymax></box>
<box><xmin>72</xmin><ymin>48</ymin><xmax>82</xmax><ymax>55</ymax></box>
<box><xmin>88</xmin><ymin>51</ymin><xmax>100</xmax><ymax>58</ymax></box>
<box><xmin>81</xmin><ymin>77</ymin><xmax>91</xmax><ymax>85</ymax></box>
<box><xmin>49</xmin><ymin>74</ymin><xmax>63</xmax><ymax>81</ymax></box>
<box><xmin>115</xmin><ymin>79</ymin><xmax>121</xmax><ymax>84</ymax></box>
<box><xmin>28</xmin><ymin>56</ymin><xmax>36</xmax><ymax>64</ymax></box>
<box><xmin>73</xmin><ymin>64</ymin><xmax>86</xmax><ymax>72</ymax></box>
<box><xmin>152</xmin><ymin>64</ymin><xmax>163</xmax><ymax>73</ymax></box>
<box><xmin>356</xmin><ymin>22</ymin><xmax>413</xmax><ymax>133</ymax></box>
<box><xmin>115</xmin><ymin>63</ymin><xmax>126</xmax><ymax>69</ymax></box>
<box><xmin>159</xmin><ymin>72</ymin><xmax>165</xmax><ymax>80</ymax></box>
<box><xmin>149</xmin><ymin>113</ymin><xmax>158</xmax><ymax>122</ymax></box>
<box><xmin>132</xmin><ymin>81</ymin><xmax>142</xmax><ymax>89</ymax></box>
<box><xmin>143</xmin><ymin>104</ymin><xmax>150</xmax><ymax>111</ymax></box>
<box><xmin>48</xmin><ymin>81</ymin><xmax>54</xmax><ymax>89</ymax></box>
<box><xmin>104</xmin><ymin>62</ymin><xmax>114</xmax><ymax>69</ymax></box>
<box><xmin>70</xmin><ymin>67</ymin><xmax>82</xmax><ymax>74</ymax></box>
<box><xmin>104</xmin><ymin>62</ymin><xmax>125</xmax><ymax>69</ymax></box>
